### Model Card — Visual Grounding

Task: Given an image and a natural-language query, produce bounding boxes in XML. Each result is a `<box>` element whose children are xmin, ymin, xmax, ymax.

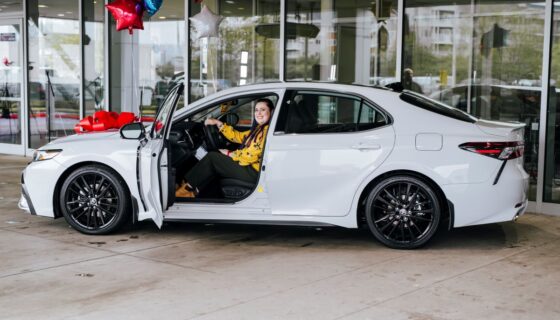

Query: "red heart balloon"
<box><xmin>106</xmin><ymin>0</ymin><xmax>144</xmax><ymax>35</ymax></box>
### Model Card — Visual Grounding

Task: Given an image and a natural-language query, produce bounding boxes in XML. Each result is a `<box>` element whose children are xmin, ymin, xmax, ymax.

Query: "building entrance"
<box><xmin>0</xmin><ymin>19</ymin><xmax>25</xmax><ymax>155</ymax></box>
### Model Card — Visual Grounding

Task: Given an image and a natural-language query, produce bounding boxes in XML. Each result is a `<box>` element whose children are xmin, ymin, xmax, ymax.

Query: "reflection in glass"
<box><xmin>189</xmin><ymin>0</ymin><xmax>280</xmax><ymax>102</ymax></box>
<box><xmin>139</xmin><ymin>5</ymin><xmax>185</xmax><ymax>118</ymax></box>
<box><xmin>83</xmin><ymin>0</ymin><xmax>105</xmax><ymax>116</ymax></box>
<box><xmin>0</xmin><ymin>0</ymin><xmax>22</xmax><ymax>14</ymax></box>
<box><xmin>0</xmin><ymin>23</ymin><xmax>22</xmax><ymax>145</ymax></box>
<box><xmin>109</xmin><ymin>0</ymin><xmax>184</xmax><ymax>120</ymax></box>
<box><xmin>286</xmin><ymin>0</ymin><xmax>397</xmax><ymax>85</ymax></box>
<box><xmin>404</xmin><ymin>1</ymin><xmax>545</xmax><ymax>200</ymax></box>
<box><xmin>544</xmin><ymin>2</ymin><xmax>560</xmax><ymax>203</ymax></box>
<box><xmin>27</xmin><ymin>0</ymin><xmax>81</xmax><ymax>149</ymax></box>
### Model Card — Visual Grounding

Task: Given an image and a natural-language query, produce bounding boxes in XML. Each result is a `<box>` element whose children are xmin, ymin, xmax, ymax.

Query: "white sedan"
<box><xmin>19</xmin><ymin>82</ymin><xmax>528</xmax><ymax>249</ymax></box>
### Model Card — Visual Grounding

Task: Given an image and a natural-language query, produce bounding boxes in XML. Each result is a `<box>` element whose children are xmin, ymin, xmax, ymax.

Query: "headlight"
<box><xmin>32</xmin><ymin>149</ymin><xmax>62</xmax><ymax>162</ymax></box>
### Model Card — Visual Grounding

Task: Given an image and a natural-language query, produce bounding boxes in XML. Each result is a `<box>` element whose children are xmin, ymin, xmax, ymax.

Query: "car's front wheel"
<box><xmin>59</xmin><ymin>165</ymin><xmax>130</xmax><ymax>235</ymax></box>
<box><xmin>365</xmin><ymin>175</ymin><xmax>441</xmax><ymax>249</ymax></box>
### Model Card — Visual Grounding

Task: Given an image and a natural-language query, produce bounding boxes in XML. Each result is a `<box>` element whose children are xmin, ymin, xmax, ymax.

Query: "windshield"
<box><xmin>150</xmin><ymin>84</ymin><xmax>183</xmax><ymax>139</ymax></box>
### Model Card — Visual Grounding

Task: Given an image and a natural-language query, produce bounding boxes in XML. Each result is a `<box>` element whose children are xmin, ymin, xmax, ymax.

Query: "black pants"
<box><xmin>185</xmin><ymin>152</ymin><xmax>258</xmax><ymax>190</ymax></box>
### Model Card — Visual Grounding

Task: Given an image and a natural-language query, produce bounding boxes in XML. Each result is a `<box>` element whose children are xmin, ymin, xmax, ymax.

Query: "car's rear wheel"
<box><xmin>365</xmin><ymin>175</ymin><xmax>441</xmax><ymax>249</ymax></box>
<box><xmin>59</xmin><ymin>165</ymin><xmax>130</xmax><ymax>235</ymax></box>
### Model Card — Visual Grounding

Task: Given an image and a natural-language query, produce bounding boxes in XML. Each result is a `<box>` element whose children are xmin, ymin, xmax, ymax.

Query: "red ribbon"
<box><xmin>74</xmin><ymin>111</ymin><xmax>138</xmax><ymax>133</ymax></box>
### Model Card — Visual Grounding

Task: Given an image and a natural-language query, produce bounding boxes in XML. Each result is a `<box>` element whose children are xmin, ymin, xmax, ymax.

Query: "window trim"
<box><xmin>274</xmin><ymin>88</ymin><xmax>393</xmax><ymax>136</ymax></box>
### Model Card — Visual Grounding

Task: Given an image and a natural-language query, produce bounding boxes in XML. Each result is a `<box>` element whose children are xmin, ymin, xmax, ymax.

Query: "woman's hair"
<box><xmin>241</xmin><ymin>98</ymin><xmax>275</xmax><ymax>148</ymax></box>
<box><xmin>255</xmin><ymin>98</ymin><xmax>274</xmax><ymax>113</ymax></box>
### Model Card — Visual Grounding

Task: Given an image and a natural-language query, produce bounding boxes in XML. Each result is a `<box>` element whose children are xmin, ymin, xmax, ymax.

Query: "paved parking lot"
<box><xmin>1</xmin><ymin>154</ymin><xmax>560</xmax><ymax>319</ymax></box>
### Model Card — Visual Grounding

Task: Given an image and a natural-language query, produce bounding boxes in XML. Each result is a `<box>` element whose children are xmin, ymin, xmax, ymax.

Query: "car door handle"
<box><xmin>351</xmin><ymin>144</ymin><xmax>381</xmax><ymax>150</ymax></box>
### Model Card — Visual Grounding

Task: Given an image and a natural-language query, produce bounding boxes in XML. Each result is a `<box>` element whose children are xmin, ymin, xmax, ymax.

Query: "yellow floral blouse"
<box><xmin>219</xmin><ymin>124</ymin><xmax>269</xmax><ymax>172</ymax></box>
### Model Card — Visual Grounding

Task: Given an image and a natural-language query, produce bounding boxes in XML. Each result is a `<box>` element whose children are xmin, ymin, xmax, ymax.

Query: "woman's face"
<box><xmin>254</xmin><ymin>102</ymin><xmax>271</xmax><ymax>125</ymax></box>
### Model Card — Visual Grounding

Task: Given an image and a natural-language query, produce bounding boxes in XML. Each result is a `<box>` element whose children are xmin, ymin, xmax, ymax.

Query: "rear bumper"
<box><xmin>443</xmin><ymin>161</ymin><xmax>529</xmax><ymax>228</ymax></box>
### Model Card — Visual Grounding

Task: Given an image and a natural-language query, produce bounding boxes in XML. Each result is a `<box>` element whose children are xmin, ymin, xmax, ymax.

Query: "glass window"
<box><xmin>190</xmin><ymin>94</ymin><xmax>278</xmax><ymax>128</ymax></box>
<box><xmin>110</xmin><ymin>0</ymin><xmax>185</xmax><ymax>120</ymax></box>
<box><xmin>0</xmin><ymin>21</ymin><xmax>23</xmax><ymax>145</ymax></box>
<box><xmin>27</xmin><ymin>0</ymin><xmax>80</xmax><ymax>149</ymax></box>
<box><xmin>276</xmin><ymin>91</ymin><xmax>386</xmax><ymax>134</ymax></box>
<box><xmin>188</xmin><ymin>0</ymin><xmax>280</xmax><ymax>102</ymax></box>
<box><xmin>83</xmin><ymin>0</ymin><xmax>105</xmax><ymax>116</ymax></box>
<box><xmin>400</xmin><ymin>91</ymin><xmax>476</xmax><ymax>123</ymax></box>
<box><xmin>544</xmin><ymin>2</ymin><xmax>560</xmax><ymax>203</ymax></box>
<box><xmin>286</xmin><ymin>0</ymin><xmax>398</xmax><ymax>85</ymax></box>
<box><xmin>152</xmin><ymin>86</ymin><xmax>182</xmax><ymax>139</ymax></box>
<box><xmin>404</xmin><ymin>0</ymin><xmax>545</xmax><ymax>200</ymax></box>
<box><xmin>0</xmin><ymin>0</ymin><xmax>22</xmax><ymax>14</ymax></box>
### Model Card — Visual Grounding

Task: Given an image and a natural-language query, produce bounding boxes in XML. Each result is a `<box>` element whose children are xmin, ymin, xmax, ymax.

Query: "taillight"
<box><xmin>459</xmin><ymin>141</ymin><xmax>524</xmax><ymax>160</ymax></box>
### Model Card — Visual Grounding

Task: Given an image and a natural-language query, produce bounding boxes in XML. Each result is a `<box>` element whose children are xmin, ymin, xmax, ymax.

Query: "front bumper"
<box><xmin>19</xmin><ymin>173</ymin><xmax>37</xmax><ymax>215</ymax></box>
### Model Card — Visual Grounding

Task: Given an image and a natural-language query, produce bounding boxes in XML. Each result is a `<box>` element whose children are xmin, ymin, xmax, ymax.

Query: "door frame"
<box><xmin>0</xmin><ymin>17</ymin><xmax>26</xmax><ymax>156</ymax></box>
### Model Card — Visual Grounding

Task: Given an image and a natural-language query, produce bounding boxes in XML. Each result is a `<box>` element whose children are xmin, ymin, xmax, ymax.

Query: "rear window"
<box><xmin>400</xmin><ymin>91</ymin><xmax>477</xmax><ymax>123</ymax></box>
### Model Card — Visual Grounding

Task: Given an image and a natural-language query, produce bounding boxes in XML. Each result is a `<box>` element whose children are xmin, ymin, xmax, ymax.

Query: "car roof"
<box><xmin>185</xmin><ymin>81</ymin><xmax>399</xmax><ymax>108</ymax></box>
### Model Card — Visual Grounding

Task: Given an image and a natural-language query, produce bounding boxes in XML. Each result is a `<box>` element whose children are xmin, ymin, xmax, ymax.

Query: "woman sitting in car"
<box><xmin>176</xmin><ymin>98</ymin><xmax>274</xmax><ymax>198</ymax></box>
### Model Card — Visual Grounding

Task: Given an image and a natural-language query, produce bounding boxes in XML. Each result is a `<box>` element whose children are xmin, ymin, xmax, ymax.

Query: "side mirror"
<box><xmin>120</xmin><ymin>122</ymin><xmax>145</xmax><ymax>140</ymax></box>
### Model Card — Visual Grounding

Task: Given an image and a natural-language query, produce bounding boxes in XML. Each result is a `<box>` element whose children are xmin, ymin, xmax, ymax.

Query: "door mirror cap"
<box><xmin>120</xmin><ymin>122</ymin><xmax>145</xmax><ymax>140</ymax></box>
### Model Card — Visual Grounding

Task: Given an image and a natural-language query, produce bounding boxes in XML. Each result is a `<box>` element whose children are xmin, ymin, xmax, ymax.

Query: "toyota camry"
<box><xmin>19</xmin><ymin>82</ymin><xmax>529</xmax><ymax>249</ymax></box>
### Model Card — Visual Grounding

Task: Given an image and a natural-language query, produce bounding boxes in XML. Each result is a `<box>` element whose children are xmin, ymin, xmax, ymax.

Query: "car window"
<box><xmin>400</xmin><ymin>90</ymin><xmax>477</xmax><ymax>123</ymax></box>
<box><xmin>190</xmin><ymin>94</ymin><xmax>278</xmax><ymax>126</ymax></box>
<box><xmin>151</xmin><ymin>85</ymin><xmax>182</xmax><ymax>139</ymax></box>
<box><xmin>275</xmin><ymin>90</ymin><xmax>388</xmax><ymax>134</ymax></box>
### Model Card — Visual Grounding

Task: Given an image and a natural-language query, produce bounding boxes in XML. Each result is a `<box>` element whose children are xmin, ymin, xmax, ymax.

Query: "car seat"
<box><xmin>220</xmin><ymin>178</ymin><xmax>254</xmax><ymax>199</ymax></box>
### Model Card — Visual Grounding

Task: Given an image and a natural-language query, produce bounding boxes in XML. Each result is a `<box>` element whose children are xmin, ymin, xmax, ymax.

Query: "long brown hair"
<box><xmin>241</xmin><ymin>98</ymin><xmax>274</xmax><ymax>148</ymax></box>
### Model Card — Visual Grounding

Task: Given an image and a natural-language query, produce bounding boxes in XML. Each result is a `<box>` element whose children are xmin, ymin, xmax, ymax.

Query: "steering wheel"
<box><xmin>203</xmin><ymin>124</ymin><xmax>224</xmax><ymax>151</ymax></box>
<box><xmin>204</xmin><ymin>113</ymin><xmax>241</xmax><ymax>151</ymax></box>
<box><xmin>218</xmin><ymin>113</ymin><xmax>240</xmax><ymax>127</ymax></box>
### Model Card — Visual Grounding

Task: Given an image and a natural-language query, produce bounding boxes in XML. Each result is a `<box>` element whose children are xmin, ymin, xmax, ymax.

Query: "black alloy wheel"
<box><xmin>365</xmin><ymin>175</ymin><xmax>441</xmax><ymax>249</ymax></box>
<box><xmin>60</xmin><ymin>165</ymin><xmax>130</xmax><ymax>235</ymax></box>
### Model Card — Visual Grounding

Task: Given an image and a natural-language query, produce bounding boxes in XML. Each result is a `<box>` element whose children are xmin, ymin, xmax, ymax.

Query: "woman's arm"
<box><xmin>219</xmin><ymin>123</ymin><xmax>249</xmax><ymax>144</ymax></box>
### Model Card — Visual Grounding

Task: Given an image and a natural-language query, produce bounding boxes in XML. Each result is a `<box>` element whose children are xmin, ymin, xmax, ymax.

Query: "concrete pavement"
<box><xmin>1</xmin><ymin>154</ymin><xmax>559</xmax><ymax>319</ymax></box>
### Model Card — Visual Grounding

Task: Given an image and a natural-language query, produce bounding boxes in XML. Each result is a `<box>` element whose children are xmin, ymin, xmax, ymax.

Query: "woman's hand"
<box><xmin>204</xmin><ymin>118</ymin><xmax>223</xmax><ymax>128</ymax></box>
<box><xmin>219</xmin><ymin>149</ymin><xmax>230</xmax><ymax>157</ymax></box>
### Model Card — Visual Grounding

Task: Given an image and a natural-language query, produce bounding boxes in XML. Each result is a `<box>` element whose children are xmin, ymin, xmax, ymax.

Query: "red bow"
<box><xmin>74</xmin><ymin>111</ymin><xmax>138</xmax><ymax>133</ymax></box>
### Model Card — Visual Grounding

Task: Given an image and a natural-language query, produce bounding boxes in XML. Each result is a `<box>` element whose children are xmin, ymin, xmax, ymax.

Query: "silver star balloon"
<box><xmin>189</xmin><ymin>5</ymin><xmax>224</xmax><ymax>40</ymax></box>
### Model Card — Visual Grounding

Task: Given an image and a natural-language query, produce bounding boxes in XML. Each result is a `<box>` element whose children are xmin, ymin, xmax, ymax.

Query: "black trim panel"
<box><xmin>21</xmin><ymin>185</ymin><xmax>37</xmax><ymax>216</ymax></box>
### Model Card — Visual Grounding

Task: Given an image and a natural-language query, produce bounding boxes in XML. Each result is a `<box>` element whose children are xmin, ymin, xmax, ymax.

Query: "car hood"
<box><xmin>476</xmin><ymin>119</ymin><xmax>525</xmax><ymax>139</ymax></box>
<box><xmin>42</xmin><ymin>130</ymin><xmax>121</xmax><ymax>147</ymax></box>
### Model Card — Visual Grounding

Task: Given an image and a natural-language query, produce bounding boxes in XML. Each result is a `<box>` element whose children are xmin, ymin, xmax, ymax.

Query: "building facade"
<box><xmin>0</xmin><ymin>0</ymin><xmax>560</xmax><ymax>215</ymax></box>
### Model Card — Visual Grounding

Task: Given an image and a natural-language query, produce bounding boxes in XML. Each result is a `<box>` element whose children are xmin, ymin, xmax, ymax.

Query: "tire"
<box><xmin>59</xmin><ymin>165</ymin><xmax>130</xmax><ymax>235</ymax></box>
<box><xmin>365</xmin><ymin>175</ymin><xmax>441</xmax><ymax>249</ymax></box>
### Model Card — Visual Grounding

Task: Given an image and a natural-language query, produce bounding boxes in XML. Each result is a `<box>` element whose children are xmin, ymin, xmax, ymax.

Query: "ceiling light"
<box><xmin>224</xmin><ymin>10</ymin><xmax>231</xmax><ymax>14</ymax></box>
<box><xmin>66</xmin><ymin>11</ymin><xmax>72</xmax><ymax>14</ymax></box>
<box><xmin>57</xmin><ymin>13</ymin><xmax>65</xmax><ymax>17</ymax></box>
<box><xmin>38</xmin><ymin>4</ymin><xmax>48</xmax><ymax>8</ymax></box>
<box><xmin>226</xmin><ymin>1</ymin><xmax>235</xmax><ymax>4</ymax></box>
<box><xmin>159</xmin><ymin>16</ymin><xmax>167</xmax><ymax>19</ymax></box>
<box><xmin>237</xmin><ymin>7</ymin><xmax>244</xmax><ymax>10</ymax></box>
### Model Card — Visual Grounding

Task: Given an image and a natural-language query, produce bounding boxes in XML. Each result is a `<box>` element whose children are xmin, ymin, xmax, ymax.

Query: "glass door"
<box><xmin>0</xmin><ymin>19</ymin><xmax>24</xmax><ymax>154</ymax></box>
<box><xmin>27</xmin><ymin>1</ymin><xmax>80</xmax><ymax>149</ymax></box>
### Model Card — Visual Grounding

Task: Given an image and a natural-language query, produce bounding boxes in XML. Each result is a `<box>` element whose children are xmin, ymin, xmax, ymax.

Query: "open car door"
<box><xmin>138</xmin><ymin>84</ymin><xmax>183</xmax><ymax>227</ymax></box>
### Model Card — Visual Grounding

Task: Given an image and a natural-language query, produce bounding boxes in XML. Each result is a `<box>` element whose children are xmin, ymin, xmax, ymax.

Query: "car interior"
<box><xmin>166</xmin><ymin>93</ymin><xmax>278</xmax><ymax>204</ymax></box>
